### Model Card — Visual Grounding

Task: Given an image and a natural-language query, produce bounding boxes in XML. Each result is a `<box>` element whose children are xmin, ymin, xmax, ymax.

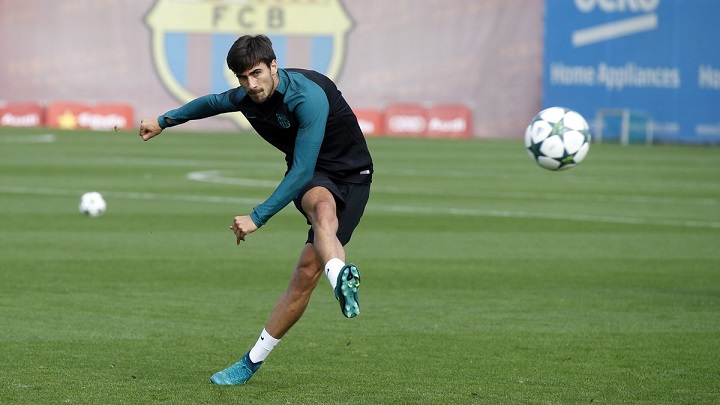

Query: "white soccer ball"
<box><xmin>525</xmin><ymin>106</ymin><xmax>591</xmax><ymax>171</ymax></box>
<box><xmin>79</xmin><ymin>192</ymin><xmax>107</xmax><ymax>217</ymax></box>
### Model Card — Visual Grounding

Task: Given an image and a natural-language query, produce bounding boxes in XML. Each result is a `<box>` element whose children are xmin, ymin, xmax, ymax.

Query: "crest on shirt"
<box><xmin>145</xmin><ymin>0</ymin><xmax>353</xmax><ymax>130</ymax></box>
<box><xmin>276</xmin><ymin>113</ymin><xmax>292</xmax><ymax>129</ymax></box>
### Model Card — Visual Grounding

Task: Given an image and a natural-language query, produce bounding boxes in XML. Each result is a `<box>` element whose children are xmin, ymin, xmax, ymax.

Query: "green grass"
<box><xmin>1</xmin><ymin>127</ymin><xmax>719</xmax><ymax>404</ymax></box>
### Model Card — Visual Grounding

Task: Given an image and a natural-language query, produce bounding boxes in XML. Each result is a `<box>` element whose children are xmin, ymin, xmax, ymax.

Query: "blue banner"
<box><xmin>543</xmin><ymin>0</ymin><xmax>720</xmax><ymax>144</ymax></box>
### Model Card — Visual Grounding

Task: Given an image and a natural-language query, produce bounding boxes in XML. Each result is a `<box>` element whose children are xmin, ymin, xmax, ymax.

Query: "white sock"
<box><xmin>248</xmin><ymin>329</ymin><xmax>280</xmax><ymax>363</ymax></box>
<box><xmin>325</xmin><ymin>258</ymin><xmax>345</xmax><ymax>289</ymax></box>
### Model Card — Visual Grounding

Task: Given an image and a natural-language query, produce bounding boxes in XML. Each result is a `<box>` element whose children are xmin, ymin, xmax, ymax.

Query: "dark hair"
<box><xmin>226</xmin><ymin>34</ymin><xmax>276</xmax><ymax>75</ymax></box>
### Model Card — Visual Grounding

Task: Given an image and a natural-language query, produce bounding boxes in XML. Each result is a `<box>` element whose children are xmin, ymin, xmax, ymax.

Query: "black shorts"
<box><xmin>293</xmin><ymin>173</ymin><xmax>371</xmax><ymax>245</ymax></box>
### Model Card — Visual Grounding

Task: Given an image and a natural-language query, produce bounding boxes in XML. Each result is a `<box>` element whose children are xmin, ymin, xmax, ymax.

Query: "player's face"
<box><xmin>236</xmin><ymin>60</ymin><xmax>278</xmax><ymax>104</ymax></box>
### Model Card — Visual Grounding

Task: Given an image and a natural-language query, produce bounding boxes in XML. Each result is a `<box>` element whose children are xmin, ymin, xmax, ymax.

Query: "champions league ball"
<box><xmin>525</xmin><ymin>107</ymin><xmax>591</xmax><ymax>171</ymax></box>
<box><xmin>79</xmin><ymin>192</ymin><xmax>107</xmax><ymax>217</ymax></box>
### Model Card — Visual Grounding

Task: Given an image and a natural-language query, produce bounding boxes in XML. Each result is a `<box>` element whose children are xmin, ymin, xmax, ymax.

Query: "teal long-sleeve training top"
<box><xmin>157</xmin><ymin>68</ymin><xmax>373</xmax><ymax>227</ymax></box>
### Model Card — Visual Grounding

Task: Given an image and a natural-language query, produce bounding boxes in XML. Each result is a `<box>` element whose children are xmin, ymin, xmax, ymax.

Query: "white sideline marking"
<box><xmin>187</xmin><ymin>170</ymin><xmax>278</xmax><ymax>187</ymax></box>
<box><xmin>0</xmin><ymin>186</ymin><xmax>263</xmax><ymax>206</ymax></box>
<box><xmin>377</xmin><ymin>204</ymin><xmax>720</xmax><ymax>229</ymax></box>
<box><xmin>375</xmin><ymin>185</ymin><xmax>718</xmax><ymax>206</ymax></box>
<box><xmin>186</xmin><ymin>171</ymin><xmax>718</xmax><ymax>207</ymax></box>
<box><xmin>572</xmin><ymin>14</ymin><xmax>658</xmax><ymax>47</ymax></box>
<box><xmin>0</xmin><ymin>133</ymin><xmax>56</xmax><ymax>143</ymax></box>
<box><xmin>1</xmin><ymin>186</ymin><xmax>719</xmax><ymax>229</ymax></box>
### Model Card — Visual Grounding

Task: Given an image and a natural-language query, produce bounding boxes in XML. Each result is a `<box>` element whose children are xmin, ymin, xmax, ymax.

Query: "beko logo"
<box><xmin>572</xmin><ymin>0</ymin><xmax>660</xmax><ymax>47</ymax></box>
<box><xmin>575</xmin><ymin>0</ymin><xmax>660</xmax><ymax>13</ymax></box>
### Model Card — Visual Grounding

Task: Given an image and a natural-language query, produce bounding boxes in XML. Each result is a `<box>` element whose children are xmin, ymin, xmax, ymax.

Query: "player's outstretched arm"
<box><xmin>139</xmin><ymin>117</ymin><xmax>163</xmax><ymax>141</ymax></box>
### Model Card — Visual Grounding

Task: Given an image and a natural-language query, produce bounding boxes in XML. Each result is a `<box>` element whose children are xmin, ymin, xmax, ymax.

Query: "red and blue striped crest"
<box><xmin>146</xmin><ymin>0</ymin><xmax>353</xmax><ymax>128</ymax></box>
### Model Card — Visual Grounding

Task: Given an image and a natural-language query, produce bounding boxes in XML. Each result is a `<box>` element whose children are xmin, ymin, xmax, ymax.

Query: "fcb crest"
<box><xmin>276</xmin><ymin>113</ymin><xmax>291</xmax><ymax>129</ymax></box>
<box><xmin>145</xmin><ymin>0</ymin><xmax>353</xmax><ymax>129</ymax></box>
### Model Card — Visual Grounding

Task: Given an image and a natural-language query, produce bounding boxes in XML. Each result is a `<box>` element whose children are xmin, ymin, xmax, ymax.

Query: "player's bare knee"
<box><xmin>310</xmin><ymin>201</ymin><xmax>338</xmax><ymax>229</ymax></box>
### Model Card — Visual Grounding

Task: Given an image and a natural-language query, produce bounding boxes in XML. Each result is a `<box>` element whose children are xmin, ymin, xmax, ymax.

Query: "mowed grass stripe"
<box><xmin>2</xmin><ymin>185</ymin><xmax>719</xmax><ymax>229</ymax></box>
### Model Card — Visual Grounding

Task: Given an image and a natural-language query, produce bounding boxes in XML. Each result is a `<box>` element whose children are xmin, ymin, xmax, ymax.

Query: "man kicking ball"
<box><xmin>139</xmin><ymin>34</ymin><xmax>373</xmax><ymax>385</ymax></box>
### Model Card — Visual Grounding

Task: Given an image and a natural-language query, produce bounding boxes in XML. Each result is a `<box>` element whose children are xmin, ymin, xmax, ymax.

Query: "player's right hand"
<box><xmin>230</xmin><ymin>215</ymin><xmax>259</xmax><ymax>245</ymax></box>
<box><xmin>139</xmin><ymin>117</ymin><xmax>162</xmax><ymax>141</ymax></box>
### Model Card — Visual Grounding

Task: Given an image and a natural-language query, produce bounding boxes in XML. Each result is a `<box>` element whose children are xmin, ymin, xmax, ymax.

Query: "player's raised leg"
<box><xmin>300</xmin><ymin>186</ymin><xmax>361</xmax><ymax>317</ymax></box>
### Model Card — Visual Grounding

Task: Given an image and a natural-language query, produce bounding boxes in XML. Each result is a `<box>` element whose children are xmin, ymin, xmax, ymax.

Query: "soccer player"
<box><xmin>138</xmin><ymin>34</ymin><xmax>373</xmax><ymax>385</ymax></box>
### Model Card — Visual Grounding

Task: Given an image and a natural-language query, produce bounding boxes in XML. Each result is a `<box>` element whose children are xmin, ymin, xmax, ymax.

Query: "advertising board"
<box><xmin>544</xmin><ymin>0</ymin><xmax>720</xmax><ymax>144</ymax></box>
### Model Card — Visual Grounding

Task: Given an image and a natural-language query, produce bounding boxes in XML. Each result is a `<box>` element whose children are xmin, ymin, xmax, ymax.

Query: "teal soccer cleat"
<box><xmin>210</xmin><ymin>352</ymin><xmax>262</xmax><ymax>385</ymax></box>
<box><xmin>335</xmin><ymin>263</ymin><xmax>361</xmax><ymax>318</ymax></box>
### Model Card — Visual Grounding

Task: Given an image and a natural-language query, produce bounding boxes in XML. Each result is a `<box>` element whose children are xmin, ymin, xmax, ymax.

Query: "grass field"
<box><xmin>1</xmin><ymin>127</ymin><xmax>719</xmax><ymax>404</ymax></box>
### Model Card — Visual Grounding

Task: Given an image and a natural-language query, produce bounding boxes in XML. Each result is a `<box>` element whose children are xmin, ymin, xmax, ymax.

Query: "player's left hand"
<box><xmin>230</xmin><ymin>215</ymin><xmax>258</xmax><ymax>245</ymax></box>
